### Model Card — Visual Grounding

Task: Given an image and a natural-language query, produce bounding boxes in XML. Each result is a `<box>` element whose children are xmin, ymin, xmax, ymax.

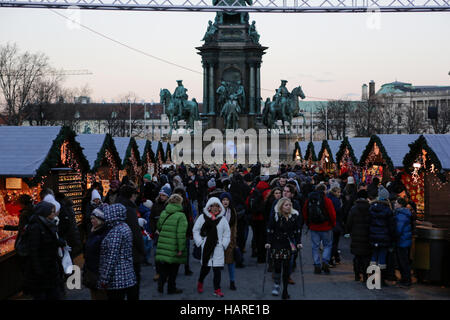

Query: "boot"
<box><xmin>282</xmin><ymin>288</ymin><xmax>290</xmax><ymax>300</ymax></box>
<box><xmin>197</xmin><ymin>281</ymin><xmax>204</xmax><ymax>293</ymax></box>
<box><xmin>354</xmin><ymin>273</ymin><xmax>361</xmax><ymax>282</ymax></box>
<box><xmin>185</xmin><ymin>267</ymin><xmax>193</xmax><ymax>276</ymax></box>
<box><xmin>230</xmin><ymin>281</ymin><xmax>237</xmax><ymax>290</ymax></box>
<box><xmin>271</xmin><ymin>284</ymin><xmax>280</xmax><ymax>296</ymax></box>
<box><xmin>322</xmin><ymin>262</ymin><xmax>330</xmax><ymax>274</ymax></box>
<box><xmin>168</xmin><ymin>288</ymin><xmax>183</xmax><ymax>294</ymax></box>
<box><xmin>314</xmin><ymin>265</ymin><xmax>322</xmax><ymax>274</ymax></box>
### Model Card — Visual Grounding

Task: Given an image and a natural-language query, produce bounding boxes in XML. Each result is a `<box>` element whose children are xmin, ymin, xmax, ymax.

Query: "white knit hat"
<box><xmin>347</xmin><ymin>176</ymin><xmax>355</xmax><ymax>184</ymax></box>
<box><xmin>43</xmin><ymin>194</ymin><xmax>61</xmax><ymax>214</ymax></box>
<box><xmin>143</xmin><ymin>200</ymin><xmax>153</xmax><ymax>209</ymax></box>
<box><xmin>91</xmin><ymin>189</ymin><xmax>101</xmax><ymax>203</ymax></box>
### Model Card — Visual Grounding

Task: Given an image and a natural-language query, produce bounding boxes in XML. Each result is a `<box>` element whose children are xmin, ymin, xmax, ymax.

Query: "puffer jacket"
<box><xmin>155</xmin><ymin>203</ymin><xmax>188</xmax><ymax>264</ymax></box>
<box><xmin>245</xmin><ymin>181</ymin><xmax>271</xmax><ymax>221</ymax></box>
<box><xmin>346</xmin><ymin>199</ymin><xmax>372</xmax><ymax>256</ymax></box>
<box><xmin>368</xmin><ymin>200</ymin><xmax>395</xmax><ymax>248</ymax></box>
<box><xmin>266</xmin><ymin>201</ymin><xmax>302</xmax><ymax>250</ymax></box>
<box><xmin>394</xmin><ymin>207</ymin><xmax>412</xmax><ymax>248</ymax></box>
<box><xmin>98</xmin><ymin>204</ymin><xmax>136</xmax><ymax>290</ymax></box>
<box><xmin>192</xmin><ymin>197</ymin><xmax>231</xmax><ymax>267</ymax></box>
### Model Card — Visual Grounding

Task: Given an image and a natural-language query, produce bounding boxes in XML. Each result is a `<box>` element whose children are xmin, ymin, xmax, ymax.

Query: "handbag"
<box><xmin>192</xmin><ymin>244</ymin><xmax>202</xmax><ymax>260</ymax></box>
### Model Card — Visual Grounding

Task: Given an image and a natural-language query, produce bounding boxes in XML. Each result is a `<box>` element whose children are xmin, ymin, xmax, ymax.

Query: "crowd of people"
<box><xmin>3</xmin><ymin>162</ymin><xmax>418</xmax><ymax>300</ymax></box>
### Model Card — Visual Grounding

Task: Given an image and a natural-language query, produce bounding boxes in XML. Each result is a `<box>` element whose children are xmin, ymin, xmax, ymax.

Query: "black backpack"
<box><xmin>248</xmin><ymin>188</ymin><xmax>266</xmax><ymax>216</ymax></box>
<box><xmin>15</xmin><ymin>223</ymin><xmax>32</xmax><ymax>257</ymax></box>
<box><xmin>307</xmin><ymin>191</ymin><xmax>328</xmax><ymax>224</ymax></box>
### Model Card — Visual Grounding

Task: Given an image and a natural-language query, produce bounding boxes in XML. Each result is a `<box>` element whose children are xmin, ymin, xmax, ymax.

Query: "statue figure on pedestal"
<box><xmin>220</xmin><ymin>96</ymin><xmax>241</xmax><ymax>130</ymax></box>
<box><xmin>248</xmin><ymin>21</ymin><xmax>260</xmax><ymax>44</ymax></box>
<box><xmin>262</xmin><ymin>81</ymin><xmax>306</xmax><ymax>134</ymax></box>
<box><xmin>160</xmin><ymin>80</ymin><xmax>200</xmax><ymax>134</ymax></box>
<box><xmin>202</xmin><ymin>20</ymin><xmax>218</xmax><ymax>42</ymax></box>
<box><xmin>231</xmin><ymin>80</ymin><xmax>245</xmax><ymax>113</ymax></box>
<box><xmin>216</xmin><ymin>81</ymin><xmax>229</xmax><ymax>113</ymax></box>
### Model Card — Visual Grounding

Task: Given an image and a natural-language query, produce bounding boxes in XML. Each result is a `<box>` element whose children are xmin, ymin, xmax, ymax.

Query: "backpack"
<box><xmin>307</xmin><ymin>191</ymin><xmax>328</xmax><ymax>224</ymax></box>
<box><xmin>248</xmin><ymin>188</ymin><xmax>267</xmax><ymax>216</ymax></box>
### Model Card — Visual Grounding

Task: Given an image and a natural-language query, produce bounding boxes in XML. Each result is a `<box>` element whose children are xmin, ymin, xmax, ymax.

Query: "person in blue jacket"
<box><xmin>393</xmin><ymin>197</ymin><xmax>413</xmax><ymax>287</ymax></box>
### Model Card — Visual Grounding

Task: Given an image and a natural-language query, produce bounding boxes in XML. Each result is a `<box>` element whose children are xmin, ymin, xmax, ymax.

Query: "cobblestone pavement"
<box><xmin>66</xmin><ymin>230</ymin><xmax>450</xmax><ymax>300</ymax></box>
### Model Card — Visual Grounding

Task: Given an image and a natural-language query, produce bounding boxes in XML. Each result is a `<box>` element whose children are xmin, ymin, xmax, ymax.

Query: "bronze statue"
<box><xmin>231</xmin><ymin>80</ymin><xmax>245</xmax><ymax>112</ymax></box>
<box><xmin>262</xmin><ymin>82</ymin><xmax>306</xmax><ymax>134</ymax></box>
<box><xmin>202</xmin><ymin>20</ymin><xmax>218</xmax><ymax>42</ymax></box>
<box><xmin>220</xmin><ymin>96</ymin><xmax>241</xmax><ymax>130</ymax></box>
<box><xmin>248</xmin><ymin>21</ymin><xmax>260</xmax><ymax>44</ymax></box>
<box><xmin>213</xmin><ymin>0</ymin><xmax>253</xmax><ymax>24</ymax></box>
<box><xmin>216</xmin><ymin>81</ymin><xmax>229</xmax><ymax>113</ymax></box>
<box><xmin>160</xmin><ymin>81</ymin><xmax>200</xmax><ymax>134</ymax></box>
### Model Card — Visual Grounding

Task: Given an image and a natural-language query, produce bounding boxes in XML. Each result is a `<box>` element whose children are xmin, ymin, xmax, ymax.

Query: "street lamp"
<box><xmin>128</xmin><ymin>99</ymin><xmax>132</xmax><ymax>138</ymax></box>
<box><xmin>141</xmin><ymin>100</ymin><xmax>148</xmax><ymax>139</ymax></box>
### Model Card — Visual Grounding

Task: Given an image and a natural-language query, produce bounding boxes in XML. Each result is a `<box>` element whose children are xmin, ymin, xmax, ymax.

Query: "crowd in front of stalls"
<box><xmin>0</xmin><ymin>160</ymin><xmax>420</xmax><ymax>300</ymax></box>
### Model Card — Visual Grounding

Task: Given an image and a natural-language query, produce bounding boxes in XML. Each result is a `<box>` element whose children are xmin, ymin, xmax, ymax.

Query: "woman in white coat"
<box><xmin>193</xmin><ymin>197</ymin><xmax>231</xmax><ymax>297</ymax></box>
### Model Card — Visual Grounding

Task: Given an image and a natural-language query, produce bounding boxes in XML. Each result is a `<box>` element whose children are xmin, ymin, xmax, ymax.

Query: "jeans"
<box><xmin>227</xmin><ymin>263</ymin><xmax>235</xmax><ymax>282</ymax></box>
<box><xmin>143</xmin><ymin>236</ymin><xmax>153</xmax><ymax>263</ymax></box>
<box><xmin>371</xmin><ymin>247</ymin><xmax>387</xmax><ymax>269</ymax></box>
<box><xmin>311</xmin><ymin>230</ymin><xmax>333</xmax><ymax>266</ymax></box>
<box><xmin>199</xmin><ymin>266</ymin><xmax>222</xmax><ymax>290</ymax></box>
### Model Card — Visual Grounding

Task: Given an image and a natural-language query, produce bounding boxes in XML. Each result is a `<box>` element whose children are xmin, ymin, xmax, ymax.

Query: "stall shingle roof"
<box><xmin>326</xmin><ymin>140</ymin><xmax>342</xmax><ymax>161</ymax></box>
<box><xmin>347</xmin><ymin>137</ymin><xmax>371</xmax><ymax>162</ymax></box>
<box><xmin>113</xmin><ymin>137</ymin><xmax>131</xmax><ymax>163</ymax></box>
<box><xmin>422</xmin><ymin>134</ymin><xmax>450</xmax><ymax>170</ymax></box>
<box><xmin>0</xmin><ymin>126</ymin><xmax>62</xmax><ymax>177</ymax></box>
<box><xmin>75</xmin><ymin>134</ymin><xmax>107</xmax><ymax>170</ymax></box>
<box><xmin>377</xmin><ymin>134</ymin><xmax>421</xmax><ymax>168</ymax></box>
<box><xmin>299</xmin><ymin>141</ymin><xmax>309</xmax><ymax>159</ymax></box>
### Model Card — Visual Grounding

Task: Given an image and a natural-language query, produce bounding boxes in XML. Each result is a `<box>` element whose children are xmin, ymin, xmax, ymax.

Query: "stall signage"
<box><xmin>5</xmin><ymin>178</ymin><xmax>22</xmax><ymax>190</ymax></box>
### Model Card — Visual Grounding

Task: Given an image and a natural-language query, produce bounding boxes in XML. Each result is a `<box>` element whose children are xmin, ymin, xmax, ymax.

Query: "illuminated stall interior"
<box><xmin>75</xmin><ymin>133</ymin><xmax>122</xmax><ymax>196</ymax></box>
<box><xmin>402</xmin><ymin>134</ymin><xmax>450</xmax><ymax>233</ymax></box>
<box><xmin>113</xmin><ymin>137</ymin><xmax>142</xmax><ymax>185</ymax></box>
<box><xmin>359</xmin><ymin>134</ymin><xmax>420</xmax><ymax>185</ymax></box>
<box><xmin>317</xmin><ymin>140</ymin><xmax>341</xmax><ymax>174</ymax></box>
<box><xmin>293</xmin><ymin>142</ymin><xmax>302</xmax><ymax>162</ymax></box>
<box><xmin>335</xmin><ymin>137</ymin><xmax>370</xmax><ymax>181</ymax></box>
<box><xmin>136</xmin><ymin>139</ymin><xmax>156</xmax><ymax>177</ymax></box>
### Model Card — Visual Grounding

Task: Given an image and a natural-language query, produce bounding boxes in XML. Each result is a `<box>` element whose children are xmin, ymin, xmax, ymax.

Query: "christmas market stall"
<box><xmin>292</xmin><ymin>141</ymin><xmax>302</xmax><ymax>161</ymax></box>
<box><xmin>75</xmin><ymin>133</ymin><xmax>122</xmax><ymax>196</ymax></box>
<box><xmin>402</xmin><ymin>134</ymin><xmax>450</xmax><ymax>284</ymax></box>
<box><xmin>335</xmin><ymin>137</ymin><xmax>370</xmax><ymax>180</ymax></box>
<box><xmin>317</xmin><ymin>140</ymin><xmax>342</xmax><ymax>174</ymax></box>
<box><xmin>304</xmin><ymin>141</ymin><xmax>322</xmax><ymax>167</ymax></box>
<box><xmin>0</xmin><ymin>126</ymin><xmax>89</xmax><ymax>299</ymax></box>
<box><xmin>136</xmin><ymin>139</ymin><xmax>156</xmax><ymax>177</ymax></box>
<box><xmin>152</xmin><ymin>141</ymin><xmax>165</xmax><ymax>174</ymax></box>
<box><xmin>359</xmin><ymin>134</ymin><xmax>420</xmax><ymax>185</ymax></box>
<box><xmin>113</xmin><ymin>136</ymin><xmax>142</xmax><ymax>185</ymax></box>
<box><xmin>162</xmin><ymin>142</ymin><xmax>174</xmax><ymax>165</ymax></box>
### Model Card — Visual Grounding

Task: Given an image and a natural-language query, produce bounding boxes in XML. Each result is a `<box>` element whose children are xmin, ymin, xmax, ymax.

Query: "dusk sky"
<box><xmin>1</xmin><ymin>8</ymin><xmax>449</xmax><ymax>103</ymax></box>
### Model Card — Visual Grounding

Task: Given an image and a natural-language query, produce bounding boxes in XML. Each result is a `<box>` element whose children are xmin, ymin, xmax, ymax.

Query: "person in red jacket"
<box><xmin>246</xmin><ymin>176</ymin><xmax>271</xmax><ymax>263</ymax></box>
<box><xmin>303</xmin><ymin>184</ymin><xmax>336</xmax><ymax>274</ymax></box>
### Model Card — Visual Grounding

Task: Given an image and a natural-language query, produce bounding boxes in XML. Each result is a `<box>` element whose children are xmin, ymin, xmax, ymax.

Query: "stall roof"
<box><xmin>323</xmin><ymin>140</ymin><xmax>342</xmax><ymax>162</ymax></box>
<box><xmin>377</xmin><ymin>134</ymin><xmax>421</xmax><ymax>168</ymax></box>
<box><xmin>422</xmin><ymin>134</ymin><xmax>450</xmax><ymax>170</ymax></box>
<box><xmin>0</xmin><ymin>126</ymin><xmax>62</xmax><ymax>177</ymax></box>
<box><xmin>135</xmin><ymin>139</ymin><xmax>146</xmax><ymax>157</ymax></box>
<box><xmin>75</xmin><ymin>134</ymin><xmax>107</xmax><ymax>169</ymax></box>
<box><xmin>299</xmin><ymin>141</ymin><xmax>309</xmax><ymax>159</ymax></box>
<box><xmin>113</xmin><ymin>137</ymin><xmax>131</xmax><ymax>163</ymax></box>
<box><xmin>347</xmin><ymin>137</ymin><xmax>371</xmax><ymax>162</ymax></box>
<box><xmin>151</xmin><ymin>141</ymin><xmax>160</xmax><ymax>155</ymax></box>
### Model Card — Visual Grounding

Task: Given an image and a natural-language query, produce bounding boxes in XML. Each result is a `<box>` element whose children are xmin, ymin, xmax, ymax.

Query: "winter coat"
<box><xmin>342</xmin><ymin>185</ymin><xmax>357</xmax><ymax>224</ymax></box>
<box><xmin>24</xmin><ymin>213</ymin><xmax>65</xmax><ymax>293</ymax></box>
<box><xmin>346</xmin><ymin>199</ymin><xmax>372</xmax><ymax>256</ymax></box>
<box><xmin>98</xmin><ymin>204</ymin><xmax>136</xmax><ymax>290</ymax></box>
<box><xmin>224</xmin><ymin>207</ymin><xmax>237</xmax><ymax>264</ymax></box>
<box><xmin>302</xmin><ymin>194</ymin><xmax>337</xmax><ymax>232</ymax></box>
<box><xmin>328</xmin><ymin>192</ymin><xmax>344</xmax><ymax>233</ymax></box>
<box><xmin>57</xmin><ymin>197</ymin><xmax>82</xmax><ymax>258</ymax></box>
<box><xmin>192</xmin><ymin>197</ymin><xmax>231</xmax><ymax>267</ymax></box>
<box><xmin>116</xmin><ymin>196</ymin><xmax>146</xmax><ymax>265</ymax></box>
<box><xmin>149</xmin><ymin>198</ymin><xmax>167</xmax><ymax>234</ymax></box>
<box><xmin>394</xmin><ymin>207</ymin><xmax>412</xmax><ymax>248</ymax></box>
<box><xmin>83</xmin><ymin>225</ymin><xmax>109</xmax><ymax>289</ymax></box>
<box><xmin>368</xmin><ymin>200</ymin><xmax>395</xmax><ymax>248</ymax></box>
<box><xmin>266</xmin><ymin>201</ymin><xmax>302</xmax><ymax>250</ymax></box>
<box><xmin>245</xmin><ymin>181</ymin><xmax>271</xmax><ymax>221</ymax></box>
<box><xmin>104</xmin><ymin>190</ymin><xmax>119</xmax><ymax>205</ymax></box>
<box><xmin>155</xmin><ymin>203</ymin><xmax>188</xmax><ymax>265</ymax></box>
<box><xmin>185</xmin><ymin>175</ymin><xmax>198</xmax><ymax>201</ymax></box>
<box><xmin>138</xmin><ymin>204</ymin><xmax>152</xmax><ymax>234</ymax></box>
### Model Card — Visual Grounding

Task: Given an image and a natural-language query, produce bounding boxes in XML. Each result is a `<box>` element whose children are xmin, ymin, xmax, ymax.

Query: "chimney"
<box><xmin>362</xmin><ymin>84</ymin><xmax>368</xmax><ymax>101</ymax></box>
<box><xmin>369</xmin><ymin>80</ymin><xmax>375</xmax><ymax>99</ymax></box>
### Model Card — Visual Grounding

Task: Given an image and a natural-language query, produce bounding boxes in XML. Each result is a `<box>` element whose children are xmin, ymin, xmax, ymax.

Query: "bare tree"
<box><xmin>317</xmin><ymin>100</ymin><xmax>352</xmax><ymax>139</ymax></box>
<box><xmin>431</xmin><ymin>102</ymin><xmax>450</xmax><ymax>134</ymax></box>
<box><xmin>350</xmin><ymin>100</ymin><xmax>378</xmax><ymax>137</ymax></box>
<box><xmin>405</xmin><ymin>101</ymin><xmax>427</xmax><ymax>134</ymax></box>
<box><xmin>0</xmin><ymin>43</ymin><xmax>50</xmax><ymax>125</ymax></box>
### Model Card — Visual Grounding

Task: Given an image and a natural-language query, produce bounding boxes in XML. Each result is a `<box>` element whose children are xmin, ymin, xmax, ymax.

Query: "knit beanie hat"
<box><xmin>244</xmin><ymin>173</ymin><xmax>253</xmax><ymax>182</ymax></box>
<box><xmin>143</xmin><ymin>174</ymin><xmax>152</xmax><ymax>181</ymax></box>
<box><xmin>347</xmin><ymin>176</ymin><xmax>355</xmax><ymax>185</ymax></box>
<box><xmin>159</xmin><ymin>183</ymin><xmax>172</xmax><ymax>197</ymax></box>
<box><xmin>378</xmin><ymin>186</ymin><xmax>390</xmax><ymax>201</ymax></box>
<box><xmin>43</xmin><ymin>194</ymin><xmax>61</xmax><ymax>214</ymax></box>
<box><xmin>35</xmin><ymin>201</ymin><xmax>55</xmax><ymax>218</ymax></box>
<box><xmin>287</xmin><ymin>172</ymin><xmax>296</xmax><ymax>179</ymax></box>
<box><xmin>143</xmin><ymin>200</ymin><xmax>153</xmax><ymax>209</ymax></box>
<box><xmin>208</xmin><ymin>178</ymin><xmax>216</xmax><ymax>189</ymax></box>
<box><xmin>91</xmin><ymin>189</ymin><xmax>102</xmax><ymax>203</ymax></box>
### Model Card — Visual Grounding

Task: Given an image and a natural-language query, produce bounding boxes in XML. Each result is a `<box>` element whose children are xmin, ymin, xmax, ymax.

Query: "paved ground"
<box><xmin>66</xmin><ymin>230</ymin><xmax>450</xmax><ymax>300</ymax></box>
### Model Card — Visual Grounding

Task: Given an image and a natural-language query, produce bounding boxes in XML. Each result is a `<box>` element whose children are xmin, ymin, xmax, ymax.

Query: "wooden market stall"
<box><xmin>152</xmin><ymin>141</ymin><xmax>165</xmax><ymax>174</ymax></box>
<box><xmin>113</xmin><ymin>136</ymin><xmax>143</xmax><ymax>185</ymax></box>
<box><xmin>402</xmin><ymin>134</ymin><xmax>450</xmax><ymax>232</ymax></box>
<box><xmin>292</xmin><ymin>141</ymin><xmax>302</xmax><ymax>161</ymax></box>
<box><xmin>317</xmin><ymin>140</ymin><xmax>341</xmax><ymax>174</ymax></box>
<box><xmin>359</xmin><ymin>134</ymin><xmax>420</xmax><ymax>185</ymax></box>
<box><xmin>75</xmin><ymin>133</ymin><xmax>122</xmax><ymax>197</ymax></box>
<box><xmin>136</xmin><ymin>139</ymin><xmax>156</xmax><ymax>177</ymax></box>
<box><xmin>0</xmin><ymin>126</ymin><xmax>89</xmax><ymax>299</ymax></box>
<box><xmin>335</xmin><ymin>137</ymin><xmax>370</xmax><ymax>181</ymax></box>
<box><xmin>304</xmin><ymin>141</ymin><xmax>322</xmax><ymax>167</ymax></box>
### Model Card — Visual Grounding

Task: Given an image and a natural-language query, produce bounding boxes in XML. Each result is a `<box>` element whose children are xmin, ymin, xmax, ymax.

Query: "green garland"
<box><xmin>317</xmin><ymin>140</ymin><xmax>335</xmax><ymax>164</ymax></box>
<box><xmin>156</xmin><ymin>141</ymin><xmax>165</xmax><ymax>163</ymax></box>
<box><xmin>359</xmin><ymin>134</ymin><xmax>395</xmax><ymax>173</ymax></box>
<box><xmin>142</xmin><ymin>140</ymin><xmax>156</xmax><ymax>164</ymax></box>
<box><xmin>92</xmin><ymin>133</ymin><xmax>123</xmax><ymax>172</ymax></box>
<box><xmin>402</xmin><ymin>135</ymin><xmax>446</xmax><ymax>182</ymax></box>
<box><xmin>123</xmin><ymin>137</ymin><xmax>142</xmax><ymax>167</ymax></box>
<box><xmin>335</xmin><ymin>136</ymin><xmax>359</xmax><ymax>170</ymax></box>
<box><xmin>30</xmin><ymin>126</ymin><xmax>90</xmax><ymax>186</ymax></box>
<box><xmin>305</xmin><ymin>142</ymin><xmax>317</xmax><ymax>162</ymax></box>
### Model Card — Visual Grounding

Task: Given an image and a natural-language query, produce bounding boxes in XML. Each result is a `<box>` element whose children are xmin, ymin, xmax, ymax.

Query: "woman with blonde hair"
<box><xmin>265</xmin><ymin>197</ymin><xmax>302</xmax><ymax>300</ymax></box>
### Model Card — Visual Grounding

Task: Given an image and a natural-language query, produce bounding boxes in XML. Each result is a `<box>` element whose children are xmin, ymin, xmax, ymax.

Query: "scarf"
<box><xmin>200</xmin><ymin>214</ymin><xmax>222</xmax><ymax>267</ymax></box>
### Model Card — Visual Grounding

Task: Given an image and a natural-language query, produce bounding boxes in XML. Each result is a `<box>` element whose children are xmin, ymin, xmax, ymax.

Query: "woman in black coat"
<box><xmin>24</xmin><ymin>202</ymin><xmax>66</xmax><ymax>300</ymax></box>
<box><xmin>346</xmin><ymin>190</ymin><xmax>372</xmax><ymax>282</ymax></box>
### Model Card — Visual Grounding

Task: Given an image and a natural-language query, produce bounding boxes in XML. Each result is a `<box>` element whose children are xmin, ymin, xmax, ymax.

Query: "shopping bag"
<box><xmin>61</xmin><ymin>246</ymin><xmax>73</xmax><ymax>275</ymax></box>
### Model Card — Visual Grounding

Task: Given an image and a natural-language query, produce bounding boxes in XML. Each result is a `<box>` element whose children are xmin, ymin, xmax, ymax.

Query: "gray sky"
<box><xmin>1</xmin><ymin>8</ymin><xmax>449</xmax><ymax>103</ymax></box>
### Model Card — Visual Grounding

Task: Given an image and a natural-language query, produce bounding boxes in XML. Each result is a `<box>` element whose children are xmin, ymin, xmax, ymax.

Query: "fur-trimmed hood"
<box><xmin>203</xmin><ymin>197</ymin><xmax>226</xmax><ymax>219</ymax></box>
<box><xmin>274</xmin><ymin>199</ymin><xmax>299</xmax><ymax>221</ymax></box>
